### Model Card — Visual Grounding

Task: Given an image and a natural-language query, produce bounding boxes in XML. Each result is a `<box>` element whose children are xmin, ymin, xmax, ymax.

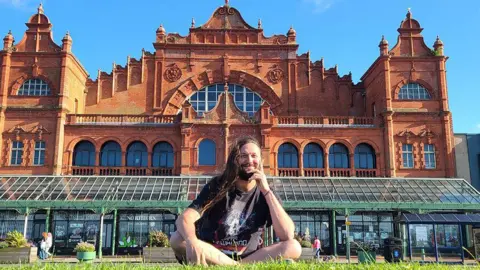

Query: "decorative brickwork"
<box><xmin>0</xmin><ymin>3</ymin><xmax>455</xmax><ymax>178</ymax></box>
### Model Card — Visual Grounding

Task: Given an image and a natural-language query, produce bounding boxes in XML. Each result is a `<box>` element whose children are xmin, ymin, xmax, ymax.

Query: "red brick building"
<box><xmin>0</xmin><ymin>3</ymin><xmax>455</xmax><ymax>179</ymax></box>
<box><xmin>1</xmin><ymin>3</ymin><xmax>474</xmax><ymax>259</ymax></box>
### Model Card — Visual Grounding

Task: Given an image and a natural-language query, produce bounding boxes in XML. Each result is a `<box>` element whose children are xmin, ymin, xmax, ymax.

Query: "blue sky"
<box><xmin>0</xmin><ymin>0</ymin><xmax>479</xmax><ymax>133</ymax></box>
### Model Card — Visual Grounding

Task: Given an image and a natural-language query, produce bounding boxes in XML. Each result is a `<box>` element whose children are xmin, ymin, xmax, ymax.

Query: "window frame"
<box><xmin>33</xmin><ymin>141</ymin><xmax>46</xmax><ymax>166</ymax></box>
<box><xmin>303</xmin><ymin>143</ymin><xmax>324</xmax><ymax>168</ymax></box>
<box><xmin>328</xmin><ymin>143</ymin><xmax>349</xmax><ymax>169</ymax></box>
<box><xmin>17</xmin><ymin>78</ymin><xmax>51</xmax><ymax>96</ymax></box>
<box><xmin>73</xmin><ymin>141</ymin><xmax>96</xmax><ymax>167</ymax></box>
<box><xmin>402</xmin><ymin>144</ymin><xmax>414</xmax><ymax>169</ymax></box>
<box><xmin>398</xmin><ymin>83</ymin><xmax>431</xmax><ymax>100</ymax></box>
<box><xmin>10</xmin><ymin>141</ymin><xmax>24</xmax><ymax>166</ymax></box>
<box><xmin>278</xmin><ymin>143</ymin><xmax>299</xmax><ymax>168</ymax></box>
<box><xmin>424</xmin><ymin>144</ymin><xmax>436</xmax><ymax>169</ymax></box>
<box><xmin>198</xmin><ymin>139</ymin><xmax>216</xmax><ymax>166</ymax></box>
<box><xmin>152</xmin><ymin>142</ymin><xmax>174</xmax><ymax>168</ymax></box>
<box><xmin>354</xmin><ymin>143</ymin><xmax>376</xmax><ymax>169</ymax></box>
<box><xmin>188</xmin><ymin>83</ymin><xmax>263</xmax><ymax>117</ymax></box>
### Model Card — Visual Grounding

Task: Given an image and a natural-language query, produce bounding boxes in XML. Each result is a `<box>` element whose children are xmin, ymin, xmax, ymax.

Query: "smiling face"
<box><xmin>237</xmin><ymin>142</ymin><xmax>262</xmax><ymax>179</ymax></box>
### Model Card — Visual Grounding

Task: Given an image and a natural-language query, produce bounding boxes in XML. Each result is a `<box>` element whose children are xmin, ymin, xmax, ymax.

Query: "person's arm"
<box><xmin>263</xmin><ymin>189</ymin><xmax>295</xmax><ymax>241</ymax></box>
<box><xmin>175</xmin><ymin>208</ymin><xmax>201</xmax><ymax>242</ymax></box>
<box><xmin>251</xmin><ymin>163</ymin><xmax>295</xmax><ymax>241</ymax></box>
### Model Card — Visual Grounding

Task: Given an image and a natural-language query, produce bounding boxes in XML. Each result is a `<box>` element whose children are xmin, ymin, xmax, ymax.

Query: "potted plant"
<box><xmin>0</xmin><ymin>230</ymin><xmax>36</xmax><ymax>264</ymax></box>
<box><xmin>143</xmin><ymin>230</ymin><xmax>175</xmax><ymax>263</ymax></box>
<box><xmin>355</xmin><ymin>241</ymin><xmax>378</xmax><ymax>263</ymax></box>
<box><xmin>74</xmin><ymin>242</ymin><xmax>96</xmax><ymax>263</ymax></box>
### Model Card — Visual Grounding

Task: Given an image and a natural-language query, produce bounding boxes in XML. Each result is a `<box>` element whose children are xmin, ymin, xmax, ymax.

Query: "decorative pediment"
<box><xmin>199</xmin><ymin>5</ymin><xmax>256</xmax><ymax>30</ymax></box>
<box><xmin>201</xmin><ymin>92</ymin><xmax>258</xmax><ymax>124</ymax></box>
<box><xmin>7</xmin><ymin>126</ymin><xmax>27</xmax><ymax>135</ymax></box>
<box><xmin>396</xmin><ymin>130</ymin><xmax>416</xmax><ymax>138</ymax></box>
<box><xmin>418</xmin><ymin>128</ymin><xmax>436</xmax><ymax>139</ymax></box>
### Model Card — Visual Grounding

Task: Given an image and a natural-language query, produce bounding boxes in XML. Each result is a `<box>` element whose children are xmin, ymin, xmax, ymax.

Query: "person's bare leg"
<box><xmin>170</xmin><ymin>231</ymin><xmax>239</xmax><ymax>265</ymax></box>
<box><xmin>241</xmin><ymin>239</ymin><xmax>302</xmax><ymax>263</ymax></box>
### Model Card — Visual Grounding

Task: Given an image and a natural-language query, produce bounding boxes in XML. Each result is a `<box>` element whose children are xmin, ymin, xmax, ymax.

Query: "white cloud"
<box><xmin>303</xmin><ymin>0</ymin><xmax>336</xmax><ymax>13</ymax></box>
<box><xmin>0</xmin><ymin>0</ymin><xmax>40</xmax><ymax>11</ymax></box>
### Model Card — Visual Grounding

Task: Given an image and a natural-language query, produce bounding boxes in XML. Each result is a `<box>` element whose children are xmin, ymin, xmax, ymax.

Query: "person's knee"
<box><xmin>283</xmin><ymin>239</ymin><xmax>302</xmax><ymax>259</ymax></box>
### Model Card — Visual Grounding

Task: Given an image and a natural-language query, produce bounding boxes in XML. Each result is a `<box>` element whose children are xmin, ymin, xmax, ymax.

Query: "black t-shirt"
<box><xmin>188</xmin><ymin>179</ymin><xmax>274</xmax><ymax>256</ymax></box>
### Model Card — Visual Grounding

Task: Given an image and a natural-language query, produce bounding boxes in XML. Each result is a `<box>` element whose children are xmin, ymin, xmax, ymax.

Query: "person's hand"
<box><xmin>249</xmin><ymin>159</ymin><xmax>270</xmax><ymax>194</ymax></box>
<box><xmin>185</xmin><ymin>238</ymin><xmax>208</xmax><ymax>265</ymax></box>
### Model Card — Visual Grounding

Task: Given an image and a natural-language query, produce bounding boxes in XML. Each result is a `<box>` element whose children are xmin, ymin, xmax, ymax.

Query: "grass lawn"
<box><xmin>0</xmin><ymin>262</ymin><xmax>479</xmax><ymax>270</ymax></box>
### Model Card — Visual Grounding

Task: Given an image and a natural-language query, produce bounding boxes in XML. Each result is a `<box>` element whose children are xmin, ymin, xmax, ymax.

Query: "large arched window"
<box><xmin>188</xmin><ymin>84</ymin><xmax>263</xmax><ymax>116</ymax></box>
<box><xmin>278</xmin><ymin>143</ymin><xmax>299</xmax><ymax>168</ymax></box>
<box><xmin>152</xmin><ymin>142</ymin><xmax>174</xmax><ymax>168</ymax></box>
<box><xmin>329</xmin><ymin>143</ymin><xmax>349</xmax><ymax>168</ymax></box>
<box><xmin>354</xmin><ymin>143</ymin><xmax>376</xmax><ymax>169</ymax></box>
<box><xmin>398</xmin><ymin>83</ymin><xmax>431</xmax><ymax>100</ymax></box>
<box><xmin>198</xmin><ymin>139</ymin><xmax>216</xmax><ymax>166</ymax></box>
<box><xmin>126</xmin><ymin>141</ymin><xmax>148</xmax><ymax>167</ymax></box>
<box><xmin>303</xmin><ymin>143</ymin><xmax>324</xmax><ymax>168</ymax></box>
<box><xmin>73</xmin><ymin>141</ymin><xmax>95</xmax><ymax>166</ymax></box>
<box><xmin>100</xmin><ymin>141</ymin><xmax>121</xmax><ymax>167</ymax></box>
<box><xmin>18</xmin><ymin>78</ymin><xmax>51</xmax><ymax>96</ymax></box>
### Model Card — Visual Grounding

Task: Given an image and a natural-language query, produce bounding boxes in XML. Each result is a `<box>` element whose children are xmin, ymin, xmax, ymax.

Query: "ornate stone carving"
<box><xmin>267</xmin><ymin>65</ymin><xmax>284</xmax><ymax>84</ymax></box>
<box><xmin>164</xmin><ymin>64</ymin><xmax>182</xmax><ymax>82</ymax></box>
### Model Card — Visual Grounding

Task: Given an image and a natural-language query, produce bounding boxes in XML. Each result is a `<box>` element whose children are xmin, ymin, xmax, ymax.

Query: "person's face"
<box><xmin>238</xmin><ymin>142</ymin><xmax>261</xmax><ymax>175</ymax></box>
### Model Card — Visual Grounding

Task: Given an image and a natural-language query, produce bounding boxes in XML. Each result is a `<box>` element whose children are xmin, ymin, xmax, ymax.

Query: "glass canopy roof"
<box><xmin>0</xmin><ymin>176</ymin><xmax>479</xmax><ymax>210</ymax></box>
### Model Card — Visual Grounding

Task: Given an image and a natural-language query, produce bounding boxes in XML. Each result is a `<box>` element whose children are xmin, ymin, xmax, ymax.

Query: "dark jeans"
<box><xmin>315</xmin><ymin>248</ymin><xmax>321</xmax><ymax>259</ymax></box>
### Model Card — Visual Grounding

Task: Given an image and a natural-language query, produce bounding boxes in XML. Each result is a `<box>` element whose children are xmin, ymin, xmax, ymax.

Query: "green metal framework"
<box><xmin>1</xmin><ymin>175</ymin><xmax>479</xmax><ymax>212</ymax></box>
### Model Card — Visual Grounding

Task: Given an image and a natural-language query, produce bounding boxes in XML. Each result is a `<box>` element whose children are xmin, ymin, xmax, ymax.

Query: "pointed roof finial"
<box><xmin>379</xmin><ymin>35</ymin><xmax>388</xmax><ymax>45</ymax></box>
<box><xmin>407</xmin><ymin>7</ymin><xmax>411</xmax><ymax>19</ymax></box>
<box><xmin>191</xmin><ymin>18</ymin><xmax>195</xmax><ymax>28</ymax></box>
<box><xmin>258</xmin><ymin>19</ymin><xmax>262</xmax><ymax>29</ymax></box>
<box><xmin>434</xmin><ymin>35</ymin><xmax>443</xmax><ymax>46</ymax></box>
<box><xmin>225</xmin><ymin>0</ymin><xmax>229</xmax><ymax>6</ymax></box>
<box><xmin>38</xmin><ymin>3</ymin><xmax>44</xmax><ymax>14</ymax></box>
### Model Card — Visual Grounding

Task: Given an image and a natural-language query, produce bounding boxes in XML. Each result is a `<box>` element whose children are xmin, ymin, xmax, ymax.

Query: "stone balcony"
<box><xmin>66</xmin><ymin>114</ymin><xmax>375</xmax><ymax>128</ymax></box>
<box><xmin>65</xmin><ymin>114</ymin><xmax>178</xmax><ymax>126</ymax></box>
<box><xmin>273</xmin><ymin>116</ymin><xmax>375</xmax><ymax>128</ymax></box>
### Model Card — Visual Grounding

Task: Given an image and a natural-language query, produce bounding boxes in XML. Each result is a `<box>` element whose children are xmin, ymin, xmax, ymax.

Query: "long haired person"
<box><xmin>170</xmin><ymin>136</ymin><xmax>301</xmax><ymax>265</ymax></box>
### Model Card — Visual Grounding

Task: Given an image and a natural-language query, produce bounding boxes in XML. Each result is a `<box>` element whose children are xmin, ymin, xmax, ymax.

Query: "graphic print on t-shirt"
<box><xmin>213</xmin><ymin>200</ymin><xmax>257</xmax><ymax>254</ymax></box>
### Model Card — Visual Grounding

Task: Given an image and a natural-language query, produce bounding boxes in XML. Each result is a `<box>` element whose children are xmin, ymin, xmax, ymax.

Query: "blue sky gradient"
<box><xmin>0</xmin><ymin>0</ymin><xmax>479</xmax><ymax>133</ymax></box>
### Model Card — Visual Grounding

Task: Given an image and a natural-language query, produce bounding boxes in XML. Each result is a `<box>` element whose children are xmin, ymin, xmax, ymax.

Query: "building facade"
<box><xmin>455</xmin><ymin>134</ymin><xmax>480</xmax><ymax>190</ymax></box>
<box><xmin>1</xmin><ymin>2</ymin><xmax>477</xmax><ymax>261</ymax></box>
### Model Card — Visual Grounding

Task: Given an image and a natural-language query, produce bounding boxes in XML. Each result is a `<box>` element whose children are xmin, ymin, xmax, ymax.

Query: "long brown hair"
<box><xmin>201</xmin><ymin>136</ymin><xmax>261</xmax><ymax>214</ymax></box>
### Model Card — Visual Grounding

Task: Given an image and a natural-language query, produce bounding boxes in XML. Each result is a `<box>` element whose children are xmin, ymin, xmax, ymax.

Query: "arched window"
<box><xmin>100</xmin><ymin>141</ymin><xmax>121</xmax><ymax>167</ymax></box>
<box><xmin>354</xmin><ymin>143</ymin><xmax>376</xmax><ymax>169</ymax></box>
<box><xmin>188</xmin><ymin>84</ymin><xmax>263</xmax><ymax>116</ymax></box>
<box><xmin>398</xmin><ymin>83</ymin><xmax>431</xmax><ymax>100</ymax></box>
<box><xmin>126</xmin><ymin>141</ymin><xmax>148</xmax><ymax>167</ymax></box>
<box><xmin>303</xmin><ymin>143</ymin><xmax>324</xmax><ymax>168</ymax></box>
<box><xmin>18</xmin><ymin>79</ymin><xmax>51</xmax><ymax>96</ymax></box>
<box><xmin>152</xmin><ymin>142</ymin><xmax>174</xmax><ymax>168</ymax></box>
<box><xmin>198</xmin><ymin>139</ymin><xmax>216</xmax><ymax>166</ymax></box>
<box><xmin>73</xmin><ymin>141</ymin><xmax>95</xmax><ymax>166</ymax></box>
<box><xmin>278</xmin><ymin>143</ymin><xmax>299</xmax><ymax>168</ymax></box>
<box><xmin>329</xmin><ymin>143</ymin><xmax>349</xmax><ymax>168</ymax></box>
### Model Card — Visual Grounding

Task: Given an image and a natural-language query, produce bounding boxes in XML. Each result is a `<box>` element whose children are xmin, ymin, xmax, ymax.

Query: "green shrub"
<box><xmin>300</xmin><ymin>240</ymin><xmax>312</xmax><ymax>248</ymax></box>
<box><xmin>148</xmin><ymin>230</ymin><xmax>170</xmax><ymax>247</ymax></box>
<box><xmin>74</xmin><ymin>242</ymin><xmax>95</xmax><ymax>252</ymax></box>
<box><xmin>5</xmin><ymin>230</ymin><xmax>27</xmax><ymax>248</ymax></box>
<box><xmin>0</xmin><ymin>241</ymin><xmax>8</xmax><ymax>249</ymax></box>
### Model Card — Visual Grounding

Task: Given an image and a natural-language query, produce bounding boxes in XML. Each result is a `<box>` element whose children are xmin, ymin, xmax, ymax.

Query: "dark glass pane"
<box><xmin>199</xmin><ymin>139</ymin><xmax>216</xmax><ymax>165</ymax></box>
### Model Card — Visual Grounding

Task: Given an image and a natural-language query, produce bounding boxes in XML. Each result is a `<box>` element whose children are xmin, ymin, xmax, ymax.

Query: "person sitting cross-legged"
<box><xmin>170</xmin><ymin>136</ymin><xmax>301</xmax><ymax>265</ymax></box>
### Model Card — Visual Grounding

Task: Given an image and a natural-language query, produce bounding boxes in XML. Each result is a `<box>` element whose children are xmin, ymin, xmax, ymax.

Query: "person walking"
<box><xmin>38</xmin><ymin>232</ymin><xmax>48</xmax><ymax>260</ymax></box>
<box><xmin>313</xmin><ymin>236</ymin><xmax>322</xmax><ymax>260</ymax></box>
